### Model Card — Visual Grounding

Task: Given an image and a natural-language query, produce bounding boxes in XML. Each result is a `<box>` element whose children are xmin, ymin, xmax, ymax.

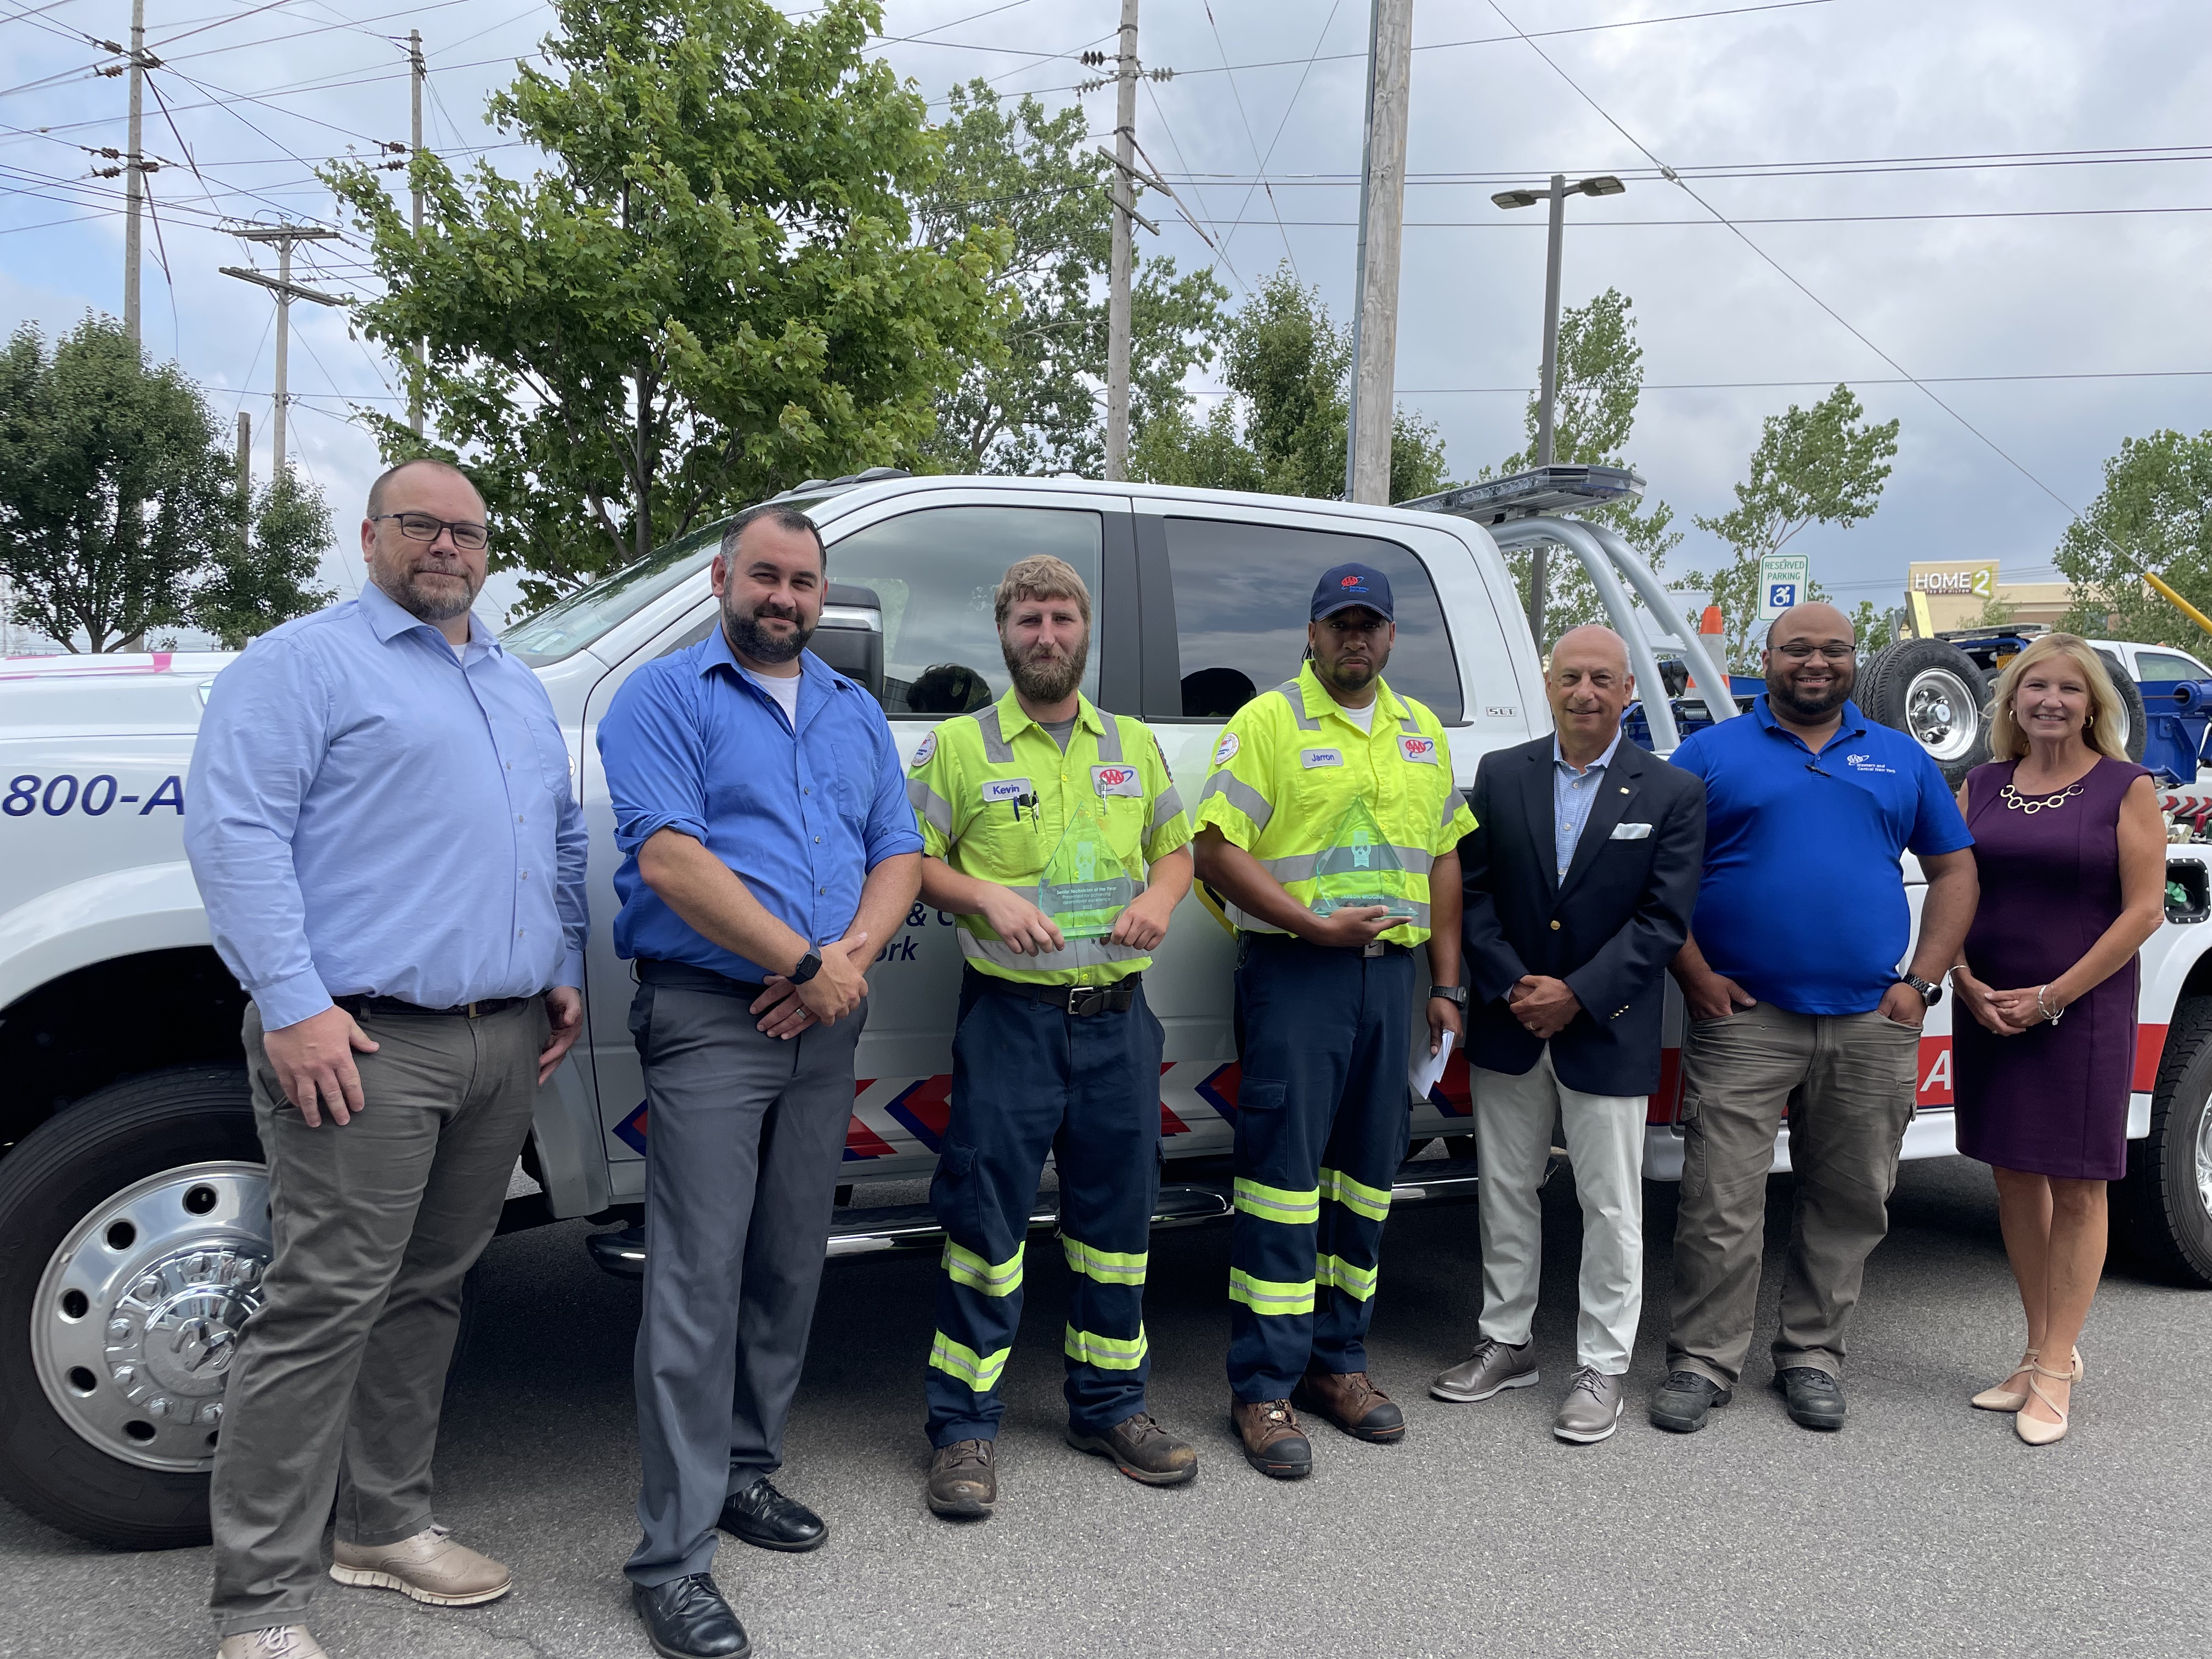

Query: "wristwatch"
<box><xmin>1430</xmin><ymin>985</ymin><xmax>1469</xmax><ymax>1007</ymax></box>
<box><xmin>1895</xmin><ymin>970</ymin><xmax>1943</xmax><ymax>1007</ymax></box>
<box><xmin>789</xmin><ymin>950</ymin><xmax>823</xmax><ymax>985</ymax></box>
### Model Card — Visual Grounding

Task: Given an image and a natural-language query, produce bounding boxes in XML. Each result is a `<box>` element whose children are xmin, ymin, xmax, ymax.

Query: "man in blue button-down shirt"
<box><xmin>187</xmin><ymin>459</ymin><xmax>588</xmax><ymax>1657</ymax></box>
<box><xmin>599</xmin><ymin>502</ymin><xmax>920</xmax><ymax>1659</ymax></box>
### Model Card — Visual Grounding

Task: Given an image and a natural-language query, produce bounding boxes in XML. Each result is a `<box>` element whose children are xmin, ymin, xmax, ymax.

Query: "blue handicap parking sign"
<box><xmin>1768</xmin><ymin>582</ymin><xmax>1797</xmax><ymax>608</ymax></box>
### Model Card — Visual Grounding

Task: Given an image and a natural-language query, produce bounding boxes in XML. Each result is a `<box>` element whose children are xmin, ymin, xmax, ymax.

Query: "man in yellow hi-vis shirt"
<box><xmin>1194</xmin><ymin>562</ymin><xmax>1474</xmax><ymax>1480</ymax></box>
<box><xmin>906</xmin><ymin>555</ymin><xmax>1197</xmax><ymax>1521</ymax></box>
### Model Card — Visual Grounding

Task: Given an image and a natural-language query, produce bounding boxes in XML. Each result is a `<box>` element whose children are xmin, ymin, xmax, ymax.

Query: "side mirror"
<box><xmin>814</xmin><ymin>582</ymin><xmax>885</xmax><ymax>701</ymax></box>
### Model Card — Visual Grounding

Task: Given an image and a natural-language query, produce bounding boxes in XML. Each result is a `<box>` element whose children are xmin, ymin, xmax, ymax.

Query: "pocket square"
<box><xmin>1609</xmin><ymin>821</ymin><xmax>1653</xmax><ymax>840</ymax></box>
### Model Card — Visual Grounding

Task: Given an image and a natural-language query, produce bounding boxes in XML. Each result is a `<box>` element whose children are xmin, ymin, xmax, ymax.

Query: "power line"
<box><xmin>1165</xmin><ymin>204</ymin><xmax>2212</xmax><ymax>228</ymax></box>
<box><xmin>1200</xmin><ymin>0</ymin><xmax>1294</xmax><ymax>274</ymax></box>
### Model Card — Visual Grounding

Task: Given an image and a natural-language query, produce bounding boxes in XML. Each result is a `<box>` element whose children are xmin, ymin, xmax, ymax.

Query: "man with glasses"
<box><xmin>1651</xmin><ymin>602</ymin><xmax>1977</xmax><ymax>1436</ymax></box>
<box><xmin>188</xmin><ymin>460</ymin><xmax>588</xmax><ymax>1658</ymax></box>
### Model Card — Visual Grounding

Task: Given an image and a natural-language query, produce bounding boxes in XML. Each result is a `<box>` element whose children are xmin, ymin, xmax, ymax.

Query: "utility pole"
<box><xmin>123</xmin><ymin>0</ymin><xmax>146</xmax><ymax>343</ymax></box>
<box><xmin>408</xmin><ymin>29</ymin><xmax>426</xmax><ymax>436</ymax></box>
<box><xmin>236</xmin><ymin>411</ymin><xmax>252</xmax><ymax>550</ymax></box>
<box><xmin>1102</xmin><ymin>0</ymin><xmax>1139</xmax><ymax>482</ymax></box>
<box><xmin>1344</xmin><ymin>0</ymin><xmax>1414</xmax><ymax>506</ymax></box>
<box><xmin>222</xmin><ymin>226</ymin><xmax>343</xmax><ymax>475</ymax></box>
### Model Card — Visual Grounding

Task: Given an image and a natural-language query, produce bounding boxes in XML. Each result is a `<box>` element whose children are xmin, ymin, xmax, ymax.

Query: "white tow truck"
<box><xmin>2</xmin><ymin>467</ymin><xmax>2207</xmax><ymax>1551</ymax></box>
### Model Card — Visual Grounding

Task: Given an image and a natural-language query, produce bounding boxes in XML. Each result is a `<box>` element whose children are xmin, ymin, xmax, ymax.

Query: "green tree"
<box><xmin>1683</xmin><ymin>382</ymin><xmax>1900</xmax><ymax>667</ymax></box>
<box><xmin>0</xmin><ymin>315</ymin><xmax>233</xmax><ymax>651</ymax></box>
<box><xmin>913</xmin><ymin>81</ymin><xmax>1226</xmax><ymax>476</ymax></box>
<box><xmin>2055</xmin><ymin>428</ymin><xmax>2212</xmax><ymax>647</ymax></box>
<box><xmin>1848</xmin><ymin>599</ymin><xmax>1896</xmax><ymax>655</ymax></box>
<box><xmin>329</xmin><ymin>0</ymin><xmax>1010</xmax><ymax>611</ymax></box>
<box><xmin>193</xmin><ymin>471</ymin><xmax>337</xmax><ymax>650</ymax></box>
<box><xmin>1130</xmin><ymin>264</ymin><xmax>1450</xmax><ymax>502</ymax></box>
<box><xmin>1491</xmin><ymin>289</ymin><xmax>1680</xmax><ymax>646</ymax></box>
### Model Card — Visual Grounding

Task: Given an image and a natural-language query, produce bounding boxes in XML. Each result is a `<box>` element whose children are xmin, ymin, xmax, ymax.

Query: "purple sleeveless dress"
<box><xmin>1953</xmin><ymin>755</ymin><xmax>2147</xmax><ymax>1180</ymax></box>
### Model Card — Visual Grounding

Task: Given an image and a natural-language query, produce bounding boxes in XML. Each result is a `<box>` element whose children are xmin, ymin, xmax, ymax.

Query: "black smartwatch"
<box><xmin>1895</xmin><ymin>970</ymin><xmax>1942</xmax><ymax>1007</ymax></box>
<box><xmin>1430</xmin><ymin>985</ymin><xmax>1469</xmax><ymax>1007</ymax></box>
<box><xmin>789</xmin><ymin>950</ymin><xmax>823</xmax><ymax>985</ymax></box>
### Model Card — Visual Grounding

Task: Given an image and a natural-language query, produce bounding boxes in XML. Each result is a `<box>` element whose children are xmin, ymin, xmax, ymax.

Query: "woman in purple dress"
<box><xmin>1951</xmin><ymin>634</ymin><xmax>2165</xmax><ymax>1446</ymax></box>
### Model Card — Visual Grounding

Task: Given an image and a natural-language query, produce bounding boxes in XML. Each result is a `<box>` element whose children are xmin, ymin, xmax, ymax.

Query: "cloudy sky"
<box><xmin>3</xmin><ymin>0</ymin><xmax>2207</xmax><ymax>638</ymax></box>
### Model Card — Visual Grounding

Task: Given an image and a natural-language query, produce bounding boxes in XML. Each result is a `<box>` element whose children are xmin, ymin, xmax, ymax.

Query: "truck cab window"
<box><xmin>826</xmin><ymin>506</ymin><xmax>1104</xmax><ymax>716</ymax></box>
<box><xmin>1163</xmin><ymin>517</ymin><xmax>1462</xmax><ymax>721</ymax></box>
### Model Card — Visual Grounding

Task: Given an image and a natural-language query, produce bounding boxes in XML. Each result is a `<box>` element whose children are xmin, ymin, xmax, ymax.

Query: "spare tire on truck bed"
<box><xmin>1859</xmin><ymin>639</ymin><xmax>1992</xmax><ymax>786</ymax></box>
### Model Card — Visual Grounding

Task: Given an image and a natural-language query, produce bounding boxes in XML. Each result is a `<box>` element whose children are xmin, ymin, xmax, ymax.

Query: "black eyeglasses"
<box><xmin>371</xmin><ymin>511</ymin><xmax>489</xmax><ymax>552</ymax></box>
<box><xmin>1773</xmin><ymin>642</ymin><xmax>1855</xmax><ymax>662</ymax></box>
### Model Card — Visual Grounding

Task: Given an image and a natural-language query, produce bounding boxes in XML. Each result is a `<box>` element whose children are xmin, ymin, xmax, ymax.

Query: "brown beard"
<box><xmin>724</xmin><ymin>594</ymin><xmax>814</xmax><ymax>664</ymax></box>
<box><xmin>377</xmin><ymin>562</ymin><xmax>479</xmax><ymax>624</ymax></box>
<box><xmin>1003</xmin><ymin>633</ymin><xmax>1088</xmax><ymax>703</ymax></box>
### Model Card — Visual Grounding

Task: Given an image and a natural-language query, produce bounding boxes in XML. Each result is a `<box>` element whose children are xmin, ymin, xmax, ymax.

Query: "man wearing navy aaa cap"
<box><xmin>1194</xmin><ymin>562</ymin><xmax>1476</xmax><ymax>1479</ymax></box>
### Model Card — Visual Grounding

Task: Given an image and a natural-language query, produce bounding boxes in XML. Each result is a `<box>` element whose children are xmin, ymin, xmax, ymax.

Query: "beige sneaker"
<box><xmin>329</xmin><ymin>1523</ymin><xmax>512</xmax><ymax>1606</ymax></box>
<box><xmin>217</xmin><ymin>1629</ymin><xmax>328</xmax><ymax>1659</ymax></box>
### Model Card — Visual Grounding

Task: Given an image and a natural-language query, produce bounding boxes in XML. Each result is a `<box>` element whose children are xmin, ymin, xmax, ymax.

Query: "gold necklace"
<box><xmin>2000</xmin><ymin>780</ymin><xmax>2085</xmax><ymax>814</ymax></box>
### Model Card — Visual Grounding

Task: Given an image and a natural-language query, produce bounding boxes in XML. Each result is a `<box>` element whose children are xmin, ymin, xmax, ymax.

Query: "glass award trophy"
<box><xmin>1036</xmin><ymin>800</ymin><xmax>1136</xmax><ymax>939</ymax></box>
<box><xmin>1309</xmin><ymin>795</ymin><xmax>1419</xmax><ymax>920</ymax></box>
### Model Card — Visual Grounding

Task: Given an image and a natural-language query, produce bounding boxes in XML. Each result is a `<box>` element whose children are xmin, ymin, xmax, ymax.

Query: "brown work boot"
<box><xmin>329</xmin><ymin>1524</ymin><xmax>511</xmax><ymax>1606</ymax></box>
<box><xmin>1229</xmin><ymin>1397</ymin><xmax>1312</xmax><ymax>1480</ymax></box>
<box><xmin>217</xmin><ymin>1631</ymin><xmax>327</xmax><ymax>1659</ymax></box>
<box><xmin>1293</xmin><ymin>1367</ymin><xmax>1407</xmax><ymax>1443</ymax></box>
<box><xmin>924</xmin><ymin>1438</ymin><xmax>997</xmax><ymax>1519</ymax></box>
<box><xmin>1065</xmin><ymin>1412</ymin><xmax>1198</xmax><ymax>1486</ymax></box>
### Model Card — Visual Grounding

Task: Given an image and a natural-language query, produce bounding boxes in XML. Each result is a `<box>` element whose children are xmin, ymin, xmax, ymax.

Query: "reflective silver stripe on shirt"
<box><xmin>972</xmin><ymin>705</ymin><xmax>1014</xmax><ymax>765</ymax></box>
<box><xmin>907</xmin><ymin>776</ymin><xmax>954</xmax><ymax>834</ymax></box>
<box><xmin>1273</xmin><ymin>681</ymin><xmax>1322</xmax><ymax>732</ymax></box>
<box><xmin>1199</xmin><ymin>770</ymin><xmax>1274</xmax><ymax>831</ymax></box>
<box><xmin>1094</xmin><ymin>713</ymin><xmax>1125</xmax><ymax>764</ymax></box>
<box><xmin>1258</xmin><ymin>846</ymin><xmax>1434</xmax><ymax>883</ymax></box>
<box><xmin>1150</xmin><ymin>784</ymin><xmax>1186</xmax><ymax>833</ymax></box>
<box><xmin>1440</xmin><ymin>788</ymin><xmax>1465</xmax><ymax>828</ymax></box>
<box><xmin>1398</xmin><ymin>714</ymin><xmax>1419</xmax><ymax>735</ymax></box>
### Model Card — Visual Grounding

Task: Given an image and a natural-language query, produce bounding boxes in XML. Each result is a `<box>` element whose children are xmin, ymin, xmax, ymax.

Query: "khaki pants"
<box><xmin>209</xmin><ymin>998</ymin><xmax>545</xmax><ymax>1638</ymax></box>
<box><xmin>1472</xmin><ymin>1048</ymin><xmax>1648</xmax><ymax>1374</ymax></box>
<box><xmin>1664</xmin><ymin>1000</ymin><xmax>1918</xmax><ymax>1389</ymax></box>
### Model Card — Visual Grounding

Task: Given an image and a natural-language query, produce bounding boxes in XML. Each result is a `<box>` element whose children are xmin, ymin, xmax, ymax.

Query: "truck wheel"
<box><xmin>0</xmin><ymin>1067</ymin><xmax>267</xmax><ymax>1548</ymax></box>
<box><xmin>2116</xmin><ymin>997</ymin><xmax>2212</xmax><ymax>1287</ymax></box>
<box><xmin>2086</xmin><ymin>650</ymin><xmax>2149</xmax><ymax>762</ymax></box>
<box><xmin>1859</xmin><ymin>639</ymin><xmax>1993</xmax><ymax>785</ymax></box>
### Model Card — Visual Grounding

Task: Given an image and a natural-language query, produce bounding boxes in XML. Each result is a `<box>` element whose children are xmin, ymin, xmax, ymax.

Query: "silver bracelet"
<box><xmin>2036</xmin><ymin>984</ymin><xmax>2065</xmax><ymax>1024</ymax></box>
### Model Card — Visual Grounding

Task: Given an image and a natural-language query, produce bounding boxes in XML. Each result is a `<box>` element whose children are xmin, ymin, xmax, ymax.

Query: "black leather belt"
<box><xmin>972</xmin><ymin>968</ymin><xmax>1140</xmax><ymax>1016</ymax></box>
<box><xmin>637</xmin><ymin>958</ymin><xmax>770</xmax><ymax>1000</ymax></box>
<box><xmin>338</xmin><ymin>994</ymin><xmax>532</xmax><ymax>1019</ymax></box>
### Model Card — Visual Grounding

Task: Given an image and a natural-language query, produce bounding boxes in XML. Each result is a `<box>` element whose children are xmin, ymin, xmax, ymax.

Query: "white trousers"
<box><xmin>1472</xmin><ymin>1046</ymin><xmax>1648</xmax><ymax>1374</ymax></box>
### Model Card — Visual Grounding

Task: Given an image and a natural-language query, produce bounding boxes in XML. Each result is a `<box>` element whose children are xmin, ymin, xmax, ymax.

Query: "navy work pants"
<box><xmin>924</xmin><ymin>969</ymin><xmax>1164</xmax><ymax>1446</ymax></box>
<box><xmin>1226</xmin><ymin>932</ymin><xmax>1414</xmax><ymax>1402</ymax></box>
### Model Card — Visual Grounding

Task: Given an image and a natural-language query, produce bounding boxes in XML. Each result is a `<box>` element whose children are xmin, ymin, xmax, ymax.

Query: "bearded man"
<box><xmin>902</xmin><ymin>555</ymin><xmax>1198</xmax><ymax>1519</ymax></box>
<box><xmin>188</xmin><ymin>459</ymin><xmax>588</xmax><ymax>1658</ymax></box>
<box><xmin>598</xmin><ymin>503</ymin><xmax>921</xmax><ymax>1659</ymax></box>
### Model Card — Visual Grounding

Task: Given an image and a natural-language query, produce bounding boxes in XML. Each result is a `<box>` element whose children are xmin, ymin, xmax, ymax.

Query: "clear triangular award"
<box><xmin>1309</xmin><ymin>795</ymin><xmax>1419</xmax><ymax>919</ymax></box>
<box><xmin>1036</xmin><ymin>799</ymin><xmax>1137</xmax><ymax>939</ymax></box>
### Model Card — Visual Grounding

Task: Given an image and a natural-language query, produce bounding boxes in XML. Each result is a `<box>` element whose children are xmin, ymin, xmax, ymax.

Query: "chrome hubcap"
<box><xmin>32</xmin><ymin>1162</ymin><xmax>270</xmax><ymax>1472</ymax></box>
<box><xmin>2195</xmin><ymin>1094</ymin><xmax>2212</xmax><ymax>1217</ymax></box>
<box><xmin>1905</xmin><ymin>668</ymin><xmax>1980</xmax><ymax>763</ymax></box>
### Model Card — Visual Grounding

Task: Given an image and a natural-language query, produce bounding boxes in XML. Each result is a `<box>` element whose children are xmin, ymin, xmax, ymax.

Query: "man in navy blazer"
<box><xmin>1431</xmin><ymin>625</ymin><xmax>1704</xmax><ymax>1443</ymax></box>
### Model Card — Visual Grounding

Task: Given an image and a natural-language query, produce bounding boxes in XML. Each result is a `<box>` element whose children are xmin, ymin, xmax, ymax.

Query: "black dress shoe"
<box><xmin>1649</xmin><ymin>1370</ymin><xmax>1733</xmax><ymax>1434</ymax></box>
<box><xmin>1773</xmin><ymin>1367</ymin><xmax>1846</xmax><ymax>1430</ymax></box>
<box><xmin>633</xmin><ymin>1574</ymin><xmax>748</xmax><ymax>1659</ymax></box>
<box><xmin>718</xmin><ymin>1476</ymin><xmax>828</xmax><ymax>1553</ymax></box>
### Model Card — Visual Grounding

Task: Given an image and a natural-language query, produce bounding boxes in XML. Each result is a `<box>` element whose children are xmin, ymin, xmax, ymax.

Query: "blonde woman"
<box><xmin>1950</xmin><ymin>634</ymin><xmax>2164</xmax><ymax>1445</ymax></box>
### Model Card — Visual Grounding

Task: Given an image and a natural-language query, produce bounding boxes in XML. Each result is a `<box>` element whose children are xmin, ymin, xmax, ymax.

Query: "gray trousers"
<box><xmin>625</xmin><ymin>980</ymin><xmax>862</xmax><ymax>1588</ymax></box>
<box><xmin>1472</xmin><ymin>1047</ymin><xmax>1648</xmax><ymax>1374</ymax></box>
<box><xmin>1665</xmin><ymin>1000</ymin><xmax>1919</xmax><ymax>1389</ymax></box>
<box><xmin>210</xmin><ymin>997</ymin><xmax>545</xmax><ymax>1637</ymax></box>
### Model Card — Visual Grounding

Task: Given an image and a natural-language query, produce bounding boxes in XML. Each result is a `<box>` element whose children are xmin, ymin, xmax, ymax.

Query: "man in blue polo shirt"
<box><xmin>1651</xmin><ymin>602</ymin><xmax>1977</xmax><ymax>1436</ymax></box>
<box><xmin>600</xmin><ymin>503</ymin><xmax>922</xmax><ymax>1659</ymax></box>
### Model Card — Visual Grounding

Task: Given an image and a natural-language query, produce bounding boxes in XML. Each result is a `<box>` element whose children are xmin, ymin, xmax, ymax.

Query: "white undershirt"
<box><xmin>1340</xmin><ymin>699</ymin><xmax>1377</xmax><ymax>734</ymax></box>
<box><xmin>740</xmin><ymin>666</ymin><xmax>802</xmax><ymax>730</ymax></box>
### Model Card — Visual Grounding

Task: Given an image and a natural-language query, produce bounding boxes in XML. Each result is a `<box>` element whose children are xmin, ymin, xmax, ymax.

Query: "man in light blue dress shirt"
<box><xmin>599</xmin><ymin>503</ymin><xmax>920</xmax><ymax>1659</ymax></box>
<box><xmin>186</xmin><ymin>459</ymin><xmax>587</xmax><ymax>1659</ymax></box>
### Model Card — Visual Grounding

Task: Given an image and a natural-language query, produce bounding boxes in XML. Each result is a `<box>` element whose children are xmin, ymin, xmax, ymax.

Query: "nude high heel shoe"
<box><xmin>1972</xmin><ymin>1346</ymin><xmax>2081</xmax><ymax>1412</ymax></box>
<box><xmin>2015</xmin><ymin>1362</ymin><xmax>2074</xmax><ymax>1446</ymax></box>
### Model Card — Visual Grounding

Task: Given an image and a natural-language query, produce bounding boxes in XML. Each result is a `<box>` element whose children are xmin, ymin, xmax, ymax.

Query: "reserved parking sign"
<box><xmin>1758</xmin><ymin>553</ymin><xmax>1810</xmax><ymax>619</ymax></box>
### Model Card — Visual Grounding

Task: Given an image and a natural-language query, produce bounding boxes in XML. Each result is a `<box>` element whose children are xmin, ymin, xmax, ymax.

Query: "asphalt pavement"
<box><xmin>5</xmin><ymin>1153</ymin><xmax>2208</xmax><ymax>1659</ymax></box>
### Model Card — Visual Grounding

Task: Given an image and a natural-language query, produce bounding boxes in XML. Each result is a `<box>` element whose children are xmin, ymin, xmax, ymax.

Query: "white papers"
<box><xmin>1410</xmin><ymin>1028</ymin><xmax>1454</xmax><ymax>1101</ymax></box>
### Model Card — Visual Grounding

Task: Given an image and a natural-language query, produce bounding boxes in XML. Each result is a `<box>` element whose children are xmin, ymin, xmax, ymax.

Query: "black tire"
<box><xmin>2115</xmin><ymin>996</ymin><xmax>2212</xmax><ymax>1286</ymax></box>
<box><xmin>1858</xmin><ymin>639</ymin><xmax>1993</xmax><ymax>786</ymax></box>
<box><xmin>0</xmin><ymin>1066</ymin><xmax>262</xmax><ymax>1548</ymax></box>
<box><xmin>2089</xmin><ymin>650</ymin><xmax>2150</xmax><ymax>763</ymax></box>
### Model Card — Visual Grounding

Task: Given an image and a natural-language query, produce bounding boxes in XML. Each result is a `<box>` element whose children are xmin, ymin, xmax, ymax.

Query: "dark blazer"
<box><xmin>1459</xmin><ymin>732</ymin><xmax>1705</xmax><ymax>1096</ymax></box>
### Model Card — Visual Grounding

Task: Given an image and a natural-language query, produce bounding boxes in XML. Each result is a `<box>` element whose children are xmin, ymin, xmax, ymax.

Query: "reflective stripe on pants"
<box><xmin>1225</xmin><ymin>932</ymin><xmax>1414</xmax><ymax>1402</ymax></box>
<box><xmin>924</xmin><ymin>970</ymin><xmax>1165</xmax><ymax>1446</ymax></box>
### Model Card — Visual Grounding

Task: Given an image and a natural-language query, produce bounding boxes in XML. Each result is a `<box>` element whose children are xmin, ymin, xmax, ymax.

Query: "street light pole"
<box><xmin>1344</xmin><ymin>0</ymin><xmax>1414</xmax><ymax>506</ymax></box>
<box><xmin>1492</xmin><ymin>172</ymin><xmax>1626</xmax><ymax>645</ymax></box>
